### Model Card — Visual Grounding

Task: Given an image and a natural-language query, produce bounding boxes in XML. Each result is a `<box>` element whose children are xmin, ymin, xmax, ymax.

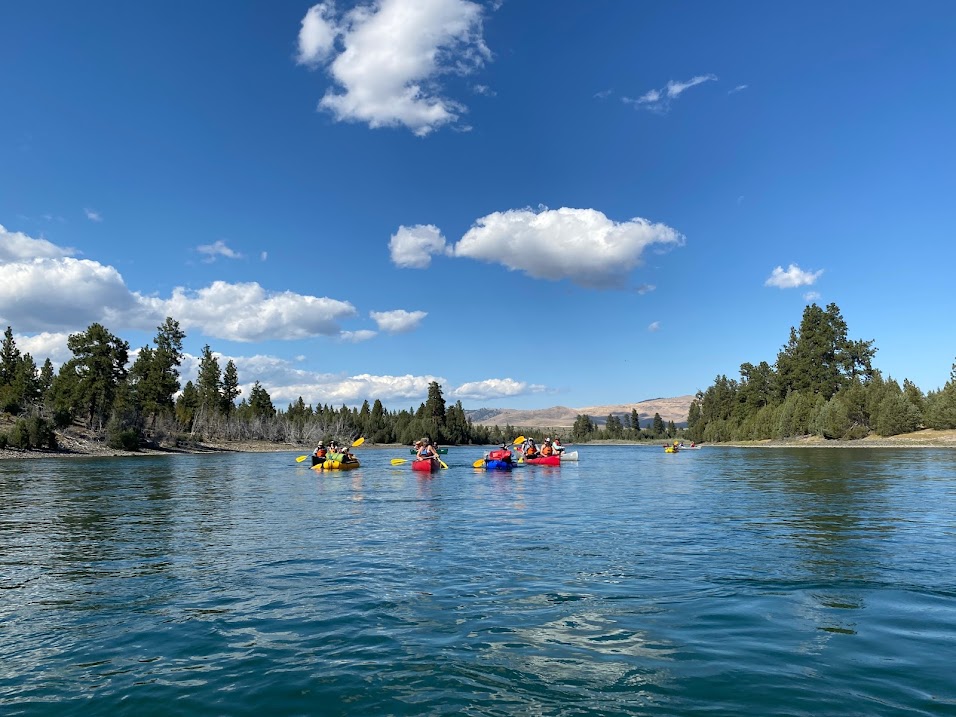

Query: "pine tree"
<box><xmin>221</xmin><ymin>360</ymin><xmax>240</xmax><ymax>413</ymax></box>
<box><xmin>196</xmin><ymin>344</ymin><xmax>222</xmax><ymax>414</ymax></box>
<box><xmin>59</xmin><ymin>323</ymin><xmax>130</xmax><ymax>430</ymax></box>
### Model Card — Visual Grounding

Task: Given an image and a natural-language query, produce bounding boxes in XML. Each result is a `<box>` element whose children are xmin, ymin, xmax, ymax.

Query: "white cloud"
<box><xmin>296</xmin><ymin>0</ymin><xmax>491</xmax><ymax>136</ymax></box>
<box><xmin>627</xmin><ymin>74</ymin><xmax>717</xmax><ymax>113</ymax></box>
<box><xmin>451</xmin><ymin>378</ymin><xmax>546</xmax><ymax>401</ymax></box>
<box><xmin>0</xmin><ymin>257</ymin><xmax>144</xmax><ymax>333</ymax></box>
<box><xmin>370</xmin><ymin>309</ymin><xmax>427</xmax><ymax>333</ymax></box>
<box><xmin>804</xmin><ymin>291</ymin><xmax>821</xmax><ymax>302</ymax></box>
<box><xmin>635</xmin><ymin>284</ymin><xmax>655</xmax><ymax>295</ymax></box>
<box><xmin>13</xmin><ymin>331</ymin><xmax>72</xmax><ymax>368</ymax></box>
<box><xmin>1</xmin><ymin>226</ymin><xmax>365</xmax><ymax>341</ymax></box>
<box><xmin>297</xmin><ymin>3</ymin><xmax>338</xmax><ymax>67</ymax></box>
<box><xmin>765</xmin><ymin>264</ymin><xmax>823</xmax><ymax>289</ymax></box>
<box><xmin>340</xmin><ymin>330</ymin><xmax>378</xmax><ymax>343</ymax></box>
<box><xmin>452</xmin><ymin>206</ymin><xmax>685</xmax><ymax>289</ymax></box>
<box><xmin>260</xmin><ymin>251</ymin><xmax>268</xmax><ymax>261</ymax></box>
<box><xmin>185</xmin><ymin>352</ymin><xmax>548</xmax><ymax>408</ymax></box>
<box><xmin>666</xmin><ymin>74</ymin><xmax>717</xmax><ymax>98</ymax></box>
<box><xmin>84</xmin><ymin>208</ymin><xmax>102</xmax><ymax>222</ymax></box>
<box><xmin>212</xmin><ymin>356</ymin><xmax>447</xmax><ymax>407</ymax></box>
<box><xmin>389</xmin><ymin>224</ymin><xmax>449</xmax><ymax>268</ymax></box>
<box><xmin>729</xmin><ymin>84</ymin><xmax>749</xmax><ymax>94</ymax></box>
<box><xmin>196</xmin><ymin>240</ymin><xmax>243</xmax><ymax>262</ymax></box>
<box><xmin>648</xmin><ymin>321</ymin><xmax>661</xmax><ymax>332</ymax></box>
<box><xmin>153</xmin><ymin>281</ymin><xmax>358</xmax><ymax>342</ymax></box>
<box><xmin>1</xmin><ymin>224</ymin><xmax>76</xmax><ymax>261</ymax></box>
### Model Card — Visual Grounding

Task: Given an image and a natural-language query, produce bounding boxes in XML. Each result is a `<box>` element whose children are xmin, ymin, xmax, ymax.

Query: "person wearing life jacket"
<box><xmin>523</xmin><ymin>438</ymin><xmax>539</xmax><ymax>460</ymax></box>
<box><xmin>312</xmin><ymin>441</ymin><xmax>328</xmax><ymax>466</ymax></box>
<box><xmin>541</xmin><ymin>438</ymin><xmax>556</xmax><ymax>457</ymax></box>
<box><xmin>417</xmin><ymin>438</ymin><xmax>439</xmax><ymax>466</ymax></box>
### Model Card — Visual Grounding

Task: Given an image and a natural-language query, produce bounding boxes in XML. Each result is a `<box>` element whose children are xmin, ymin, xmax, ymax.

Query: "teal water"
<box><xmin>2</xmin><ymin>446</ymin><xmax>955</xmax><ymax>716</ymax></box>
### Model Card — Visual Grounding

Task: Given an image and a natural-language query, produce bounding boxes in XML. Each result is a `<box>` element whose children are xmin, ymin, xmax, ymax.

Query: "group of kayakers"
<box><xmin>311</xmin><ymin>439</ymin><xmax>356</xmax><ymax>466</ymax></box>
<box><xmin>517</xmin><ymin>436</ymin><xmax>564</xmax><ymax>460</ymax></box>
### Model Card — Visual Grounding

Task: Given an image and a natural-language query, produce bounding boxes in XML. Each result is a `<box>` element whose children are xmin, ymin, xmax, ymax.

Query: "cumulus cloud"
<box><xmin>0</xmin><ymin>257</ymin><xmax>144</xmax><ymax>333</ymax></box>
<box><xmin>185</xmin><ymin>351</ymin><xmax>549</xmax><ymax>408</ymax></box>
<box><xmin>0</xmin><ymin>226</ymin><xmax>365</xmax><ymax>342</ymax></box>
<box><xmin>14</xmin><ymin>331</ymin><xmax>72</xmax><ymax>368</ymax></box>
<box><xmin>1</xmin><ymin>224</ymin><xmax>76</xmax><ymax>261</ymax></box>
<box><xmin>451</xmin><ymin>206</ymin><xmax>684</xmax><ymax>289</ymax></box>
<box><xmin>451</xmin><ymin>378</ymin><xmax>547</xmax><ymax>401</ymax></box>
<box><xmin>297</xmin><ymin>3</ymin><xmax>338</xmax><ymax>66</ymax></box>
<box><xmin>295</xmin><ymin>0</ymin><xmax>491</xmax><ymax>136</ymax></box>
<box><xmin>804</xmin><ymin>291</ymin><xmax>821</xmax><ymax>302</ymax></box>
<box><xmin>389</xmin><ymin>224</ymin><xmax>449</xmax><ymax>268</ymax></box>
<box><xmin>196</xmin><ymin>240</ymin><xmax>243</xmax><ymax>262</ymax></box>
<box><xmin>84</xmin><ymin>208</ymin><xmax>102</xmax><ymax>222</ymax></box>
<box><xmin>210</xmin><ymin>354</ymin><xmax>448</xmax><ymax>407</ymax></box>
<box><xmin>626</xmin><ymin>74</ymin><xmax>717</xmax><ymax>113</ymax></box>
<box><xmin>765</xmin><ymin>264</ymin><xmax>823</xmax><ymax>289</ymax></box>
<box><xmin>151</xmin><ymin>281</ymin><xmax>358</xmax><ymax>342</ymax></box>
<box><xmin>371</xmin><ymin>309</ymin><xmax>427</xmax><ymax>333</ymax></box>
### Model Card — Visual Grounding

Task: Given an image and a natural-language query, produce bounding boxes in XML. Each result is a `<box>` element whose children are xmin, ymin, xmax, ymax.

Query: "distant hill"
<box><xmin>465</xmin><ymin>395</ymin><xmax>695</xmax><ymax>429</ymax></box>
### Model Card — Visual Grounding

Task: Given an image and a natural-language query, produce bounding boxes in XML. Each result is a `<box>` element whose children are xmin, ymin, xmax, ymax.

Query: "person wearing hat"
<box><xmin>312</xmin><ymin>441</ymin><xmax>328</xmax><ymax>466</ymax></box>
<box><xmin>522</xmin><ymin>437</ymin><xmax>539</xmax><ymax>460</ymax></box>
<box><xmin>540</xmin><ymin>438</ymin><xmax>555</xmax><ymax>457</ymax></box>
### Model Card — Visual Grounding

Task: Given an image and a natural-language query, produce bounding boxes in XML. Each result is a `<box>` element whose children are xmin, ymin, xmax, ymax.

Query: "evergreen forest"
<box><xmin>0</xmin><ymin>319</ymin><xmax>514</xmax><ymax>451</ymax></box>
<box><xmin>686</xmin><ymin>303</ymin><xmax>956</xmax><ymax>442</ymax></box>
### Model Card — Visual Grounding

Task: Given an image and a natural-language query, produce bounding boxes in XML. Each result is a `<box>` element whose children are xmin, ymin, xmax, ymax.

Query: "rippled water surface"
<box><xmin>2</xmin><ymin>446</ymin><xmax>956</xmax><ymax>716</ymax></box>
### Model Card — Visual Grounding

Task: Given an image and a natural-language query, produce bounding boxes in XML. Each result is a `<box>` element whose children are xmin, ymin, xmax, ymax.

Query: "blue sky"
<box><xmin>2</xmin><ymin>1</ymin><xmax>955</xmax><ymax>412</ymax></box>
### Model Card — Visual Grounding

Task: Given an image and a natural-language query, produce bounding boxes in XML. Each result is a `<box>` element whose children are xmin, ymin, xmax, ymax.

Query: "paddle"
<box><xmin>472</xmin><ymin>458</ymin><xmax>485</xmax><ymax>468</ymax></box>
<box><xmin>391</xmin><ymin>458</ymin><xmax>409</xmax><ymax>466</ymax></box>
<box><xmin>298</xmin><ymin>436</ymin><xmax>364</xmax><ymax>463</ymax></box>
<box><xmin>512</xmin><ymin>436</ymin><xmax>525</xmax><ymax>445</ymax></box>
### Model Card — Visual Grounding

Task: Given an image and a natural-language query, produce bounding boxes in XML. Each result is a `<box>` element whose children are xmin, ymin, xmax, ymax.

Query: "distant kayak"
<box><xmin>410</xmin><ymin>447</ymin><xmax>448</xmax><ymax>454</ymax></box>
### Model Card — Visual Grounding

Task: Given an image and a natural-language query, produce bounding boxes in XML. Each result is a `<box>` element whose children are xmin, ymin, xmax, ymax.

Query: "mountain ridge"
<box><xmin>465</xmin><ymin>395</ymin><xmax>695</xmax><ymax>429</ymax></box>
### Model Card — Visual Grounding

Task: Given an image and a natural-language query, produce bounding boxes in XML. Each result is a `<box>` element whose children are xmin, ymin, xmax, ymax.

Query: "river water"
<box><xmin>2</xmin><ymin>446</ymin><xmax>955</xmax><ymax>716</ymax></box>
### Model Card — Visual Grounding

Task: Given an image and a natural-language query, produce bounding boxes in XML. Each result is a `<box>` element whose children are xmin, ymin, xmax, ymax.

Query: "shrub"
<box><xmin>106</xmin><ymin>428</ymin><xmax>141</xmax><ymax>451</ymax></box>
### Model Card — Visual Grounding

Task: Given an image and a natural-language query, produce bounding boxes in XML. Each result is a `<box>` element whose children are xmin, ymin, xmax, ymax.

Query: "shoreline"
<box><xmin>3</xmin><ymin>429</ymin><xmax>956</xmax><ymax>461</ymax></box>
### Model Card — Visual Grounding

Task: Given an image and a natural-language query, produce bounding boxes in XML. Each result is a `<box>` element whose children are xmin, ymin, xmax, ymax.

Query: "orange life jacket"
<box><xmin>541</xmin><ymin>444</ymin><xmax>554</xmax><ymax>456</ymax></box>
<box><xmin>314</xmin><ymin>447</ymin><xmax>327</xmax><ymax>458</ymax></box>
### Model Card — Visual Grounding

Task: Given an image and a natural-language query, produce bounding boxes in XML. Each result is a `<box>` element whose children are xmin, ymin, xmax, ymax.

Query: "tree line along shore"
<box><xmin>2</xmin><ymin>302</ymin><xmax>955</xmax><ymax>459</ymax></box>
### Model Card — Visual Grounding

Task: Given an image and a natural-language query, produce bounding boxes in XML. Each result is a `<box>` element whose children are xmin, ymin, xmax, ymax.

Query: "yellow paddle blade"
<box><xmin>295</xmin><ymin>455</ymin><xmax>309</xmax><ymax>462</ymax></box>
<box><xmin>390</xmin><ymin>458</ymin><xmax>408</xmax><ymax>466</ymax></box>
<box><xmin>352</xmin><ymin>437</ymin><xmax>365</xmax><ymax>447</ymax></box>
<box><xmin>517</xmin><ymin>457</ymin><xmax>524</xmax><ymax>463</ymax></box>
<box><xmin>512</xmin><ymin>436</ymin><xmax>525</xmax><ymax>445</ymax></box>
<box><xmin>439</xmin><ymin>459</ymin><xmax>449</xmax><ymax>469</ymax></box>
<box><xmin>473</xmin><ymin>459</ymin><xmax>485</xmax><ymax>468</ymax></box>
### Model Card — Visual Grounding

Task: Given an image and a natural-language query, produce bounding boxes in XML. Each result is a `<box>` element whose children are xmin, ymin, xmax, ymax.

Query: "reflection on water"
<box><xmin>1</xmin><ymin>447</ymin><xmax>955</xmax><ymax>715</ymax></box>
